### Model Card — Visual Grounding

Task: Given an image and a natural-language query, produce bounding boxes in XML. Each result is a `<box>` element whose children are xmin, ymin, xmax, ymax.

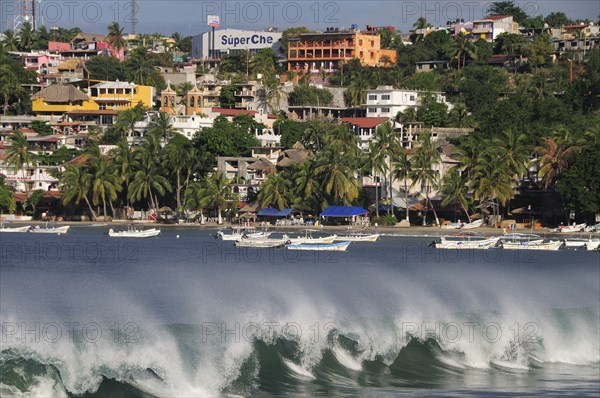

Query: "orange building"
<box><xmin>288</xmin><ymin>31</ymin><xmax>397</xmax><ymax>73</ymax></box>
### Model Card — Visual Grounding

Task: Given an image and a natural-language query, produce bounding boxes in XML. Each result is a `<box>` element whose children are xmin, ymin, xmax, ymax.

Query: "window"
<box><xmin>368</xmin><ymin>108</ymin><xmax>377</xmax><ymax>113</ymax></box>
<box><xmin>368</xmin><ymin>95</ymin><xmax>378</xmax><ymax>101</ymax></box>
<box><xmin>359</xmin><ymin>39</ymin><xmax>363</xmax><ymax>46</ymax></box>
<box><xmin>190</xmin><ymin>96</ymin><xmax>195</xmax><ymax>107</ymax></box>
<box><xmin>409</xmin><ymin>95</ymin><xmax>415</xmax><ymax>101</ymax></box>
<box><xmin>382</xmin><ymin>94</ymin><xmax>390</xmax><ymax>100</ymax></box>
<box><xmin>381</xmin><ymin>108</ymin><xmax>390</xmax><ymax>113</ymax></box>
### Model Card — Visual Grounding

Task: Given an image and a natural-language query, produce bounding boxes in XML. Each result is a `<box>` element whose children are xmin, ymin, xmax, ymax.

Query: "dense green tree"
<box><xmin>19</xmin><ymin>22</ymin><xmax>33</xmax><ymax>51</ymax></box>
<box><xmin>219</xmin><ymin>82</ymin><xmax>237</xmax><ymax>108</ymax></box>
<box><xmin>487</xmin><ymin>1</ymin><xmax>528</xmax><ymax>24</ymax></box>
<box><xmin>288</xmin><ymin>84</ymin><xmax>333</xmax><ymax>106</ymax></box>
<box><xmin>451</xmin><ymin>32</ymin><xmax>477</xmax><ymax>71</ymax></box>
<box><xmin>193</xmin><ymin>116</ymin><xmax>260</xmax><ymax>157</ymax></box>
<box><xmin>5</xmin><ymin>130</ymin><xmax>35</xmax><ymax>180</ymax></box>
<box><xmin>0</xmin><ymin>177</ymin><xmax>16</xmax><ymax>214</ymax></box>
<box><xmin>85</xmin><ymin>56</ymin><xmax>126</xmax><ymax>81</ymax></box>
<box><xmin>30</xmin><ymin>120</ymin><xmax>53</xmax><ymax>136</ymax></box>
<box><xmin>544</xmin><ymin>12</ymin><xmax>573</xmax><ymax>28</ymax></box>
<box><xmin>2</xmin><ymin>29</ymin><xmax>19</xmax><ymax>51</ymax></box>
<box><xmin>556</xmin><ymin>143</ymin><xmax>600</xmax><ymax>216</ymax></box>
<box><xmin>417</xmin><ymin>98</ymin><xmax>448</xmax><ymax>127</ymax></box>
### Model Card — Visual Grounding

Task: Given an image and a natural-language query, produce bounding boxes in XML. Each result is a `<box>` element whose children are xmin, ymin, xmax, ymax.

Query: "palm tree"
<box><xmin>107</xmin><ymin>22</ymin><xmax>125</xmax><ymax>54</ymax></box>
<box><xmin>91</xmin><ymin>156</ymin><xmax>122</xmax><ymax>221</ymax></box>
<box><xmin>412</xmin><ymin>17</ymin><xmax>430</xmax><ymax>42</ymax></box>
<box><xmin>0</xmin><ymin>65</ymin><xmax>18</xmax><ymax>115</ymax></box>
<box><xmin>535</xmin><ymin>137</ymin><xmax>581</xmax><ymax>189</ymax></box>
<box><xmin>18</xmin><ymin>22</ymin><xmax>33</xmax><ymax>51</ymax></box>
<box><xmin>111</xmin><ymin>138</ymin><xmax>135</xmax><ymax>207</ymax></box>
<box><xmin>250</xmin><ymin>50</ymin><xmax>276</xmax><ymax>80</ymax></box>
<box><xmin>409</xmin><ymin>134</ymin><xmax>441</xmax><ymax>226</ymax></box>
<box><xmin>162</xmin><ymin>135</ymin><xmax>194</xmax><ymax>213</ymax></box>
<box><xmin>177</xmin><ymin>82</ymin><xmax>193</xmax><ymax>100</ymax></box>
<box><xmin>373</xmin><ymin>121</ymin><xmax>400</xmax><ymax>214</ymax></box>
<box><xmin>60</xmin><ymin>166</ymin><xmax>98</xmax><ymax>220</ymax></box>
<box><xmin>115</xmin><ymin>104</ymin><xmax>145</xmax><ymax>139</ymax></box>
<box><xmin>492</xmin><ymin>129</ymin><xmax>531</xmax><ymax>180</ymax></box>
<box><xmin>391</xmin><ymin>148</ymin><xmax>411</xmax><ymax>221</ymax></box>
<box><xmin>396</xmin><ymin>107</ymin><xmax>417</xmax><ymax>123</ymax></box>
<box><xmin>451</xmin><ymin>134</ymin><xmax>480</xmax><ymax>179</ymax></box>
<box><xmin>447</xmin><ymin>104</ymin><xmax>475</xmax><ymax>128</ymax></box>
<box><xmin>5</xmin><ymin>130</ymin><xmax>34</xmax><ymax>184</ymax></box>
<box><xmin>149</xmin><ymin>112</ymin><xmax>179</xmax><ymax>141</ymax></box>
<box><xmin>201</xmin><ymin>172</ymin><xmax>233</xmax><ymax>224</ymax></box>
<box><xmin>314</xmin><ymin>149</ymin><xmax>359</xmax><ymax>205</ymax></box>
<box><xmin>361</xmin><ymin>141</ymin><xmax>387</xmax><ymax>217</ymax></box>
<box><xmin>451</xmin><ymin>32</ymin><xmax>477</xmax><ymax>72</ymax></box>
<box><xmin>129</xmin><ymin>156</ymin><xmax>172</xmax><ymax>210</ymax></box>
<box><xmin>470</xmin><ymin>150</ymin><xmax>515</xmax><ymax>223</ymax></box>
<box><xmin>346</xmin><ymin>71</ymin><xmax>369</xmax><ymax>106</ymax></box>
<box><xmin>126</xmin><ymin>47</ymin><xmax>155</xmax><ymax>85</ymax></box>
<box><xmin>441</xmin><ymin>168</ymin><xmax>471</xmax><ymax>222</ymax></box>
<box><xmin>292</xmin><ymin>162</ymin><xmax>320</xmax><ymax>211</ymax></box>
<box><xmin>258</xmin><ymin>172</ymin><xmax>292</xmax><ymax>210</ymax></box>
<box><xmin>2</xmin><ymin>29</ymin><xmax>19</xmax><ymax>51</ymax></box>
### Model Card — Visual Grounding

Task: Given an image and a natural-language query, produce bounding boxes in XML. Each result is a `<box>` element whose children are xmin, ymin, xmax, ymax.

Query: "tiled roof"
<box><xmin>340</xmin><ymin>117</ymin><xmax>389</xmax><ymax>129</ymax></box>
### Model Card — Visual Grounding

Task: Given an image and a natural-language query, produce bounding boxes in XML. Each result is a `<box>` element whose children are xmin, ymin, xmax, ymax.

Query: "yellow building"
<box><xmin>31</xmin><ymin>82</ymin><xmax>154</xmax><ymax>115</ymax></box>
<box><xmin>288</xmin><ymin>31</ymin><xmax>397</xmax><ymax>73</ymax></box>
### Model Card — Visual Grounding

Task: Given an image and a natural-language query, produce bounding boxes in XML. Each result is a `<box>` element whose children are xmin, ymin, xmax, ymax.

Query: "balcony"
<box><xmin>235</xmin><ymin>90</ymin><xmax>255</xmax><ymax>97</ymax></box>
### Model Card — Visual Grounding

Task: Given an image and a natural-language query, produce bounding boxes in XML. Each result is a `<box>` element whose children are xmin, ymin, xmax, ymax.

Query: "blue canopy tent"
<box><xmin>320</xmin><ymin>206</ymin><xmax>370</xmax><ymax>226</ymax></box>
<box><xmin>257</xmin><ymin>208</ymin><xmax>294</xmax><ymax>217</ymax></box>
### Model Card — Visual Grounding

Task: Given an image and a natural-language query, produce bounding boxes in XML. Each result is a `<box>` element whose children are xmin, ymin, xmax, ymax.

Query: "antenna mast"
<box><xmin>130</xmin><ymin>0</ymin><xmax>138</xmax><ymax>35</ymax></box>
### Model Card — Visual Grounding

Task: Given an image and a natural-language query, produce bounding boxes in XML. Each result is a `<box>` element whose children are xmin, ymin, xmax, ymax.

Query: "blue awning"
<box><xmin>257</xmin><ymin>208</ymin><xmax>294</xmax><ymax>217</ymax></box>
<box><xmin>320</xmin><ymin>206</ymin><xmax>369</xmax><ymax>217</ymax></box>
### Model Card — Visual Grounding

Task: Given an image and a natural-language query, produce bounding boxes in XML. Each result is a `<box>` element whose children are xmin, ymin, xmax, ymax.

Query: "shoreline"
<box><xmin>8</xmin><ymin>220</ymin><xmax>598</xmax><ymax>238</ymax></box>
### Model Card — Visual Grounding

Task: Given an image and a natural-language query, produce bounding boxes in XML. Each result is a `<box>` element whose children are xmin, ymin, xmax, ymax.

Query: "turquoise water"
<box><xmin>1</xmin><ymin>227</ymin><xmax>599</xmax><ymax>397</ymax></box>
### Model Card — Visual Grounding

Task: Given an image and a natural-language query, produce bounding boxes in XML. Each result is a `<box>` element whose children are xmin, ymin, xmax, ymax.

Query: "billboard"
<box><xmin>207</xmin><ymin>15</ymin><xmax>220</xmax><ymax>27</ymax></box>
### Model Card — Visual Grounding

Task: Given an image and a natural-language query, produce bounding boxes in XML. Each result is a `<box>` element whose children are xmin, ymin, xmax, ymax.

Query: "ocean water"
<box><xmin>0</xmin><ymin>227</ymin><xmax>598</xmax><ymax>397</ymax></box>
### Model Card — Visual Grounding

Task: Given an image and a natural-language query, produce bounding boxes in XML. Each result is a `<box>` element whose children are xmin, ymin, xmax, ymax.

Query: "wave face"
<box><xmin>1</xmin><ymin>229</ymin><xmax>599</xmax><ymax>397</ymax></box>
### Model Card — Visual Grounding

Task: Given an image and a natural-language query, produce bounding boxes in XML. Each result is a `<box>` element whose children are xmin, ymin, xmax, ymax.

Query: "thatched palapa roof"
<box><xmin>31</xmin><ymin>84</ymin><xmax>89</xmax><ymax>103</ymax></box>
<box><xmin>277</xmin><ymin>142</ymin><xmax>312</xmax><ymax>168</ymax></box>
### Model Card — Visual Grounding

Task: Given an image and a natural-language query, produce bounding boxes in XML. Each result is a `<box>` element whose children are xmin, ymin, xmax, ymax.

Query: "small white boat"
<box><xmin>234</xmin><ymin>237</ymin><xmax>289</xmax><ymax>248</ymax></box>
<box><xmin>563</xmin><ymin>237</ymin><xmax>600</xmax><ymax>251</ymax></box>
<box><xmin>29</xmin><ymin>224</ymin><xmax>70</xmax><ymax>234</ymax></box>
<box><xmin>500</xmin><ymin>233</ymin><xmax>544</xmax><ymax>246</ymax></box>
<box><xmin>216</xmin><ymin>228</ymin><xmax>270</xmax><ymax>241</ymax></box>
<box><xmin>287</xmin><ymin>241</ymin><xmax>351</xmax><ymax>252</ymax></box>
<box><xmin>560</xmin><ymin>223</ymin><xmax>587</xmax><ymax>233</ymax></box>
<box><xmin>334</xmin><ymin>233</ymin><xmax>380</xmax><ymax>242</ymax></box>
<box><xmin>441</xmin><ymin>222</ymin><xmax>463</xmax><ymax>230</ymax></box>
<box><xmin>0</xmin><ymin>221</ymin><xmax>31</xmax><ymax>233</ymax></box>
<box><xmin>502</xmin><ymin>240</ymin><xmax>563</xmax><ymax>251</ymax></box>
<box><xmin>288</xmin><ymin>230</ymin><xmax>337</xmax><ymax>244</ymax></box>
<box><xmin>461</xmin><ymin>219</ymin><xmax>484</xmax><ymax>230</ymax></box>
<box><xmin>434</xmin><ymin>232</ymin><xmax>499</xmax><ymax>249</ymax></box>
<box><xmin>584</xmin><ymin>223</ymin><xmax>600</xmax><ymax>233</ymax></box>
<box><xmin>108</xmin><ymin>225</ymin><xmax>161</xmax><ymax>238</ymax></box>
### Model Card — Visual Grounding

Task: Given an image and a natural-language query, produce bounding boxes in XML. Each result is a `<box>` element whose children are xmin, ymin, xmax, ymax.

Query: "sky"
<box><xmin>1</xmin><ymin>0</ymin><xmax>599</xmax><ymax>35</ymax></box>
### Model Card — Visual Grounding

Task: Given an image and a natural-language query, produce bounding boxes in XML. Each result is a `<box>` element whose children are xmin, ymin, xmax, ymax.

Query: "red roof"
<box><xmin>17</xmin><ymin>128</ymin><xmax>36</xmax><ymax>134</ymax></box>
<box><xmin>562</xmin><ymin>24</ymin><xmax>588</xmax><ymax>30</ymax></box>
<box><xmin>485</xmin><ymin>15</ymin><xmax>512</xmax><ymax>21</ymax></box>
<box><xmin>66</xmin><ymin>109</ymin><xmax>118</xmax><ymax>115</ymax></box>
<box><xmin>14</xmin><ymin>191</ymin><xmax>61</xmax><ymax>202</ymax></box>
<box><xmin>211</xmin><ymin>108</ymin><xmax>276</xmax><ymax>119</ymax></box>
<box><xmin>341</xmin><ymin>117</ymin><xmax>389</xmax><ymax>129</ymax></box>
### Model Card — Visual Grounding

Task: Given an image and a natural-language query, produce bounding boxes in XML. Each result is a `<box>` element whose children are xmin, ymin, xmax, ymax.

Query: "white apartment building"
<box><xmin>364</xmin><ymin>86</ymin><xmax>452</xmax><ymax>118</ymax></box>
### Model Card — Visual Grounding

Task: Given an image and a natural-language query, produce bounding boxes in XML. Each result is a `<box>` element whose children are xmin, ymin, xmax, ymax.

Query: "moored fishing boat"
<box><xmin>108</xmin><ymin>225</ymin><xmax>161</xmax><ymax>238</ymax></box>
<box><xmin>333</xmin><ymin>233</ymin><xmax>380</xmax><ymax>242</ymax></box>
<box><xmin>0</xmin><ymin>221</ymin><xmax>31</xmax><ymax>233</ymax></box>
<box><xmin>433</xmin><ymin>232</ymin><xmax>499</xmax><ymax>249</ymax></box>
<box><xmin>287</xmin><ymin>241</ymin><xmax>351</xmax><ymax>252</ymax></box>
<box><xmin>559</xmin><ymin>223</ymin><xmax>587</xmax><ymax>233</ymax></box>
<box><xmin>234</xmin><ymin>237</ymin><xmax>290</xmax><ymax>248</ymax></box>
<box><xmin>501</xmin><ymin>240</ymin><xmax>563</xmax><ymax>251</ymax></box>
<box><xmin>29</xmin><ymin>223</ymin><xmax>70</xmax><ymax>234</ymax></box>
<box><xmin>500</xmin><ymin>233</ymin><xmax>544</xmax><ymax>246</ymax></box>
<box><xmin>288</xmin><ymin>230</ymin><xmax>337</xmax><ymax>244</ymax></box>
<box><xmin>216</xmin><ymin>227</ymin><xmax>270</xmax><ymax>241</ymax></box>
<box><xmin>461</xmin><ymin>219</ymin><xmax>484</xmax><ymax>230</ymax></box>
